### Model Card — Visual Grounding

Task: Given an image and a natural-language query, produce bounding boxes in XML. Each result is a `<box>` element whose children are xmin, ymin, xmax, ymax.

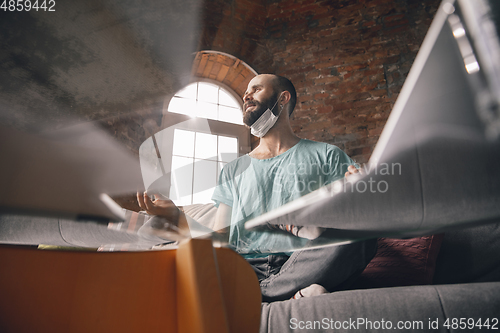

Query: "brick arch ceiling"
<box><xmin>191</xmin><ymin>51</ymin><xmax>257</xmax><ymax>99</ymax></box>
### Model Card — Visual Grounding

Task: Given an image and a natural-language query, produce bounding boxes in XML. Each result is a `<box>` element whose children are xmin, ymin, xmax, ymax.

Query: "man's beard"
<box><xmin>242</xmin><ymin>93</ymin><xmax>279</xmax><ymax>127</ymax></box>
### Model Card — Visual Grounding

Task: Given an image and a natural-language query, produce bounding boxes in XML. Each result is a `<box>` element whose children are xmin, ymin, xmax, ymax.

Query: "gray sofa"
<box><xmin>260</xmin><ymin>222</ymin><xmax>500</xmax><ymax>332</ymax></box>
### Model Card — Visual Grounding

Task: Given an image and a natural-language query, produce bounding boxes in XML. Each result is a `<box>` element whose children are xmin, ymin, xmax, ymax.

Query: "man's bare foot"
<box><xmin>293</xmin><ymin>284</ymin><xmax>328</xmax><ymax>299</ymax></box>
<box><xmin>270</xmin><ymin>224</ymin><xmax>325</xmax><ymax>240</ymax></box>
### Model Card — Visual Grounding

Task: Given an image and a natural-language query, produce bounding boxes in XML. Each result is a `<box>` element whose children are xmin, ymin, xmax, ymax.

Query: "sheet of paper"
<box><xmin>0</xmin><ymin>123</ymin><xmax>143</xmax><ymax>221</ymax></box>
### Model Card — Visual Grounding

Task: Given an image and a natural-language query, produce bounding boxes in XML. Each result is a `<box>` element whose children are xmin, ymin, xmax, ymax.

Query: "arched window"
<box><xmin>139</xmin><ymin>51</ymin><xmax>257</xmax><ymax>207</ymax></box>
<box><xmin>168</xmin><ymin>81</ymin><xmax>243</xmax><ymax>125</ymax></box>
<box><xmin>139</xmin><ymin>80</ymin><xmax>250</xmax><ymax>206</ymax></box>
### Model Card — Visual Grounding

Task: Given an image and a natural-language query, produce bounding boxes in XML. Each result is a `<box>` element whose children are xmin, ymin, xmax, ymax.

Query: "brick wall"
<box><xmin>199</xmin><ymin>0</ymin><xmax>272</xmax><ymax>69</ymax></box>
<box><xmin>200</xmin><ymin>0</ymin><xmax>441</xmax><ymax>163</ymax></box>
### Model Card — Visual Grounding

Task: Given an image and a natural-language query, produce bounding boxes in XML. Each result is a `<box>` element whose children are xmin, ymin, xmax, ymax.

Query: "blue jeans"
<box><xmin>247</xmin><ymin>237</ymin><xmax>377</xmax><ymax>302</ymax></box>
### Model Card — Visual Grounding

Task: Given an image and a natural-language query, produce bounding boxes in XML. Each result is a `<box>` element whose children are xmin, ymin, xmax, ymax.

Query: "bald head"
<box><xmin>248</xmin><ymin>74</ymin><xmax>297</xmax><ymax>115</ymax></box>
<box><xmin>270</xmin><ymin>75</ymin><xmax>297</xmax><ymax>115</ymax></box>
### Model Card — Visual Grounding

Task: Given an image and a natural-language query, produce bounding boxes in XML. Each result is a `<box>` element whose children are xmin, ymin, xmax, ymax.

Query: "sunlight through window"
<box><xmin>170</xmin><ymin>129</ymin><xmax>238</xmax><ymax>205</ymax></box>
<box><xmin>167</xmin><ymin>82</ymin><xmax>243</xmax><ymax>125</ymax></box>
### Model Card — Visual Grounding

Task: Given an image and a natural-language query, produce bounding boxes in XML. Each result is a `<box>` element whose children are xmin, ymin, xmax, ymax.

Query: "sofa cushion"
<box><xmin>260</xmin><ymin>282</ymin><xmax>500</xmax><ymax>333</ymax></box>
<box><xmin>350</xmin><ymin>234</ymin><xmax>444</xmax><ymax>289</ymax></box>
<box><xmin>182</xmin><ymin>203</ymin><xmax>217</xmax><ymax>229</ymax></box>
<box><xmin>434</xmin><ymin>221</ymin><xmax>500</xmax><ymax>284</ymax></box>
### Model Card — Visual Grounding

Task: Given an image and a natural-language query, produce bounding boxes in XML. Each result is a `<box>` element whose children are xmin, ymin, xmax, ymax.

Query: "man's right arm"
<box><xmin>213</xmin><ymin>203</ymin><xmax>232</xmax><ymax>243</ymax></box>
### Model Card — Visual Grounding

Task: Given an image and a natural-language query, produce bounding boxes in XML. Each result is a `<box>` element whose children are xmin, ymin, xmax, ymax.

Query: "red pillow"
<box><xmin>351</xmin><ymin>234</ymin><xmax>444</xmax><ymax>289</ymax></box>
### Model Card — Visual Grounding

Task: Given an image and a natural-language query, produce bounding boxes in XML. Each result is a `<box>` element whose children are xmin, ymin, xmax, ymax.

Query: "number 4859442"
<box><xmin>443</xmin><ymin>318</ymin><xmax>498</xmax><ymax>330</ymax></box>
<box><xmin>1</xmin><ymin>0</ymin><xmax>56</xmax><ymax>11</ymax></box>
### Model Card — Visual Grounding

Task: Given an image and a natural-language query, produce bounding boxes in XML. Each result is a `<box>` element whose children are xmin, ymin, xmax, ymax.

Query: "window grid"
<box><xmin>168</xmin><ymin>82</ymin><xmax>242</xmax><ymax>125</ymax></box>
<box><xmin>171</xmin><ymin>129</ymin><xmax>236</xmax><ymax>205</ymax></box>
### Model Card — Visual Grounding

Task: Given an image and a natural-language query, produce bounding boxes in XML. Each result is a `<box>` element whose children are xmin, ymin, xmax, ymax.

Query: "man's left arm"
<box><xmin>345</xmin><ymin>164</ymin><xmax>360</xmax><ymax>178</ymax></box>
<box><xmin>325</xmin><ymin>146</ymin><xmax>360</xmax><ymax>185</ymax></box>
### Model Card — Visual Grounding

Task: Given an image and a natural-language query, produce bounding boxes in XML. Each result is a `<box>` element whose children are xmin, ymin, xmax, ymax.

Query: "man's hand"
<box><xmin>136</xmin><ymin>191</ymin><xmax>190</xmax><ymax>238</ymax></box>
<box><xmin>344</xmin><ymin>165</ymin><xmax>360</xmax><ymax>179</ymax></box>
<box><xmin>137</xmin><ymin>192</ymin><xmax>180</xmax><ymax>223</ymax></box>
<box><xmin>136</xmin><ymin>192</ymin><xmax>181</xmax><ymax>226</ymax></box>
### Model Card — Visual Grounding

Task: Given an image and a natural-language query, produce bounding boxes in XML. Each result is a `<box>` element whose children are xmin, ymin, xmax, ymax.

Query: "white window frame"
<box><xmin>138</xmin><ymin>80</ymin><xmax>251</xmax><ymax>205</ymax></box>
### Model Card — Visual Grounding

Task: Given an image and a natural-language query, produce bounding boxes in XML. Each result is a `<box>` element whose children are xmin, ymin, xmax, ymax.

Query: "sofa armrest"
<box><xmin>260</xmin><ymin>282</ymin><xmax>500</xmax><ymax>333</ymax></box>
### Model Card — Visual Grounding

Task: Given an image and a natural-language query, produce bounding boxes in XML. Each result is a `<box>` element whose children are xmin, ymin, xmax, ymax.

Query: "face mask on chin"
<box><xmin>250</xmin><ymin>92</ymin><xmax>284</xmax><ymax>138</ymax></box>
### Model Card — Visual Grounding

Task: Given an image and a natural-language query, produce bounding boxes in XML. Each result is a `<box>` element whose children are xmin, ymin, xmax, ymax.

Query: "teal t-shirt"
<box><xmin>211</xmin><ymin>139</ymin><xmax>355</xmax><ymax>258</ymax></box>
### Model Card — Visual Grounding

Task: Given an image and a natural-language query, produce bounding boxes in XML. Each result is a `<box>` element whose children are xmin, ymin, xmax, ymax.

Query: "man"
<box><xmin>138</xmin><ymin>74</ymin><xmax>376</xmax><ymax>301</ymax></box>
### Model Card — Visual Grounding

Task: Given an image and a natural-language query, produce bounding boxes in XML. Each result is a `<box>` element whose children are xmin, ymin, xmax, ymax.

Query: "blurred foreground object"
<box><xmin>0</xmin><ymin>123</ymin><xmax>143</xmax><ymax>221</ymax></box>
<box><xmin>0</xmin><ymin>238</ymin><xmax>261</xmax><ymax>333</ymax></box>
